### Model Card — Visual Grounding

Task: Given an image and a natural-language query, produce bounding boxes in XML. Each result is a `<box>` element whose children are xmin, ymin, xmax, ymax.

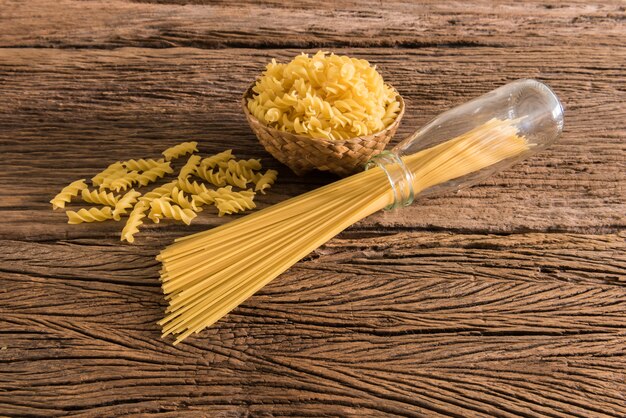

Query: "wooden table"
<box><xmin>1</xmin><ymin>1</ymin><xmax>625</xmax><ymax>416</ymax></box>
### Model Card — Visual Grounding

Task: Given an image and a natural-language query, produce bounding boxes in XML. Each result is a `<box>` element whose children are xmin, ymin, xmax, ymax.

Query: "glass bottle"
<box><xmin>368</xmin><ymin>79</ymin><xmax>564</xmax><ymax>209</ymax></box>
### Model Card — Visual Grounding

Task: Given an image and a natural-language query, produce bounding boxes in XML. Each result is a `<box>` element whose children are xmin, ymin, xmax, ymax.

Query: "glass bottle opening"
<box><xmin>366</xmin><ymin>151</ymin><xmax>415</xmax><ymax>210</ymax></box>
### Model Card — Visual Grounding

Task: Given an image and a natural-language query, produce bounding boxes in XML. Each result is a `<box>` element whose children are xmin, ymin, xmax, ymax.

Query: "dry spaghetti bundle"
<box><xmin>157</xmin><ymin>119</ymin><xmax>528</xmax><ymax>344</ymax></box>
<box><xmin>158</xmin><ymin>80</ymin><xmax>563</xmax><ymax>344</ymax></box>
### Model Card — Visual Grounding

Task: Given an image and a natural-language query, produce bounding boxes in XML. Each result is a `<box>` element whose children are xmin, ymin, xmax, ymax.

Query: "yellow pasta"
<box><xmin>52</xmin><ymin>145</ymin><xmax>277</xmax><ymax>243</ymax></box>
<box><xmin>50</xmin><ymin>179</ymin><xmax>88</xmax><ymax>210</ymax></box>
<box><xmin>190</xmin><ymin>185</ymin><xmax>234</xmax><ymax>211</ymax></box>
<box><xmin>148</xmin><ymin>198</ymin><xmax>197</xmax><ymax>225</ymax></box>
<box><xmin>121</xmin><ymin>201</ymin><xmax>149</xmax><ymax>243</ymax></box>
<box><xmin>247</xmin><ymin>51</ymin><xmax>399</xmax><ymax>140</ymax></box>
<box><xmin>99</xmin><ymin>167</ymin><xmax>131</xmax><ymax>190</ymax></box>
<box><xmin>219</xmin><ymin>168</ymin><xmax>249</xmax><ymax>189</ymax></box>
<box><xmin>123</xmin><ymin>158</ymin><xmax>165</xmax><ymax>171</ymax></box>
<box><xmin>168</xmin><ymin>186</ymin><xmax>197</xmax><ymax>212</ymax></box>
<box><xmin>177</xmin><ymin>177</ymin><xmax>210</xmax><ymax>196</ymax></box>
<box><xmin>191</xmin><ymin>186</ymin><xmax>249</xmax><ymax>211</ymax></box>
<box><xmin>196</xmin><ymin>165</ymin><xmax>226</xmax><ymax>187</ymax></box>
<box><xmin>139</xmin><ymin>180</ymin><xmax>178</xmax><ymax>203</ymax></box>
<box><xmin>162</xmin><ymin>142</ymin><xmax>198</xmax><ymax>161</ymax></box>
<box><xmin>109</xmin><ymin>170</ymin><xmax>140</xmax><ymax>193</ymax></box>
<box><xmin>214</xmin><ymin>190</ymin><xmax>256</xmax><ymax>216</ymax></box>
<box><xmin>157</xmin><ymin>119</ymin><xmax>531</xmax><ymax>344</ymax></box>
<box><xmin>200</xmin><ymin>150</ymin><xmax>234</xmax><ymax>169</ymax></box>
<box><xmin>81</xmin><ymin>188</ymin><xmax>119</xmax><ymax>207</ymax></box>
<box><xmin>218</xmin><ymin>159</ymin><xmax>257</xmax><ymax>181</ymax></box>
<box><xmin>66</xmin><ymin>206</ymin><xmax>113</xmax><ymax>224</ymax></box>
<box><xmin>242</xmin><ymin>159</ymin><xmax>262</xmax><ymax>171</ymax></box>
<box><xmin>218</xmin><ymin>158</ymin><xmax>261</xmax><ymax>172</ymax></box>
<box><xmin>178</xmin><ymin>155</ymin><xmax>202</xmax><ymax>180</ymax></box>
<box><xmin>254</xmin><ymin>169</ymin><xmax>278</xmax><ymax>194</ymax></box>
<box><xmin>112</xmin><ymin>189</ymin><xmax>142</xmax><ymax>221</ymax></box>
<box><xmin>135</xmin><ymin>161</ymin><xmax>174</xmax><ymax>187</ymax></box>
<box><xmin>92</xmin><ymin>162</ymin><xmax>123</xmax><ymax>187</ymax></box>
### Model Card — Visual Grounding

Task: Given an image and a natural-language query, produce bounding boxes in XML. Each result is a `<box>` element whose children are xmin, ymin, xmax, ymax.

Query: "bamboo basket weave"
<box><xmin>242</xmin><ymin>85</ymin><xmax>405</xmax><ymax>176</ymax></box>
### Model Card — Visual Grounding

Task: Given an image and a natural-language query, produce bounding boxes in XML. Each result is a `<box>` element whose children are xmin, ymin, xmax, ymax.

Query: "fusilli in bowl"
<box><xmin>242</xmin><ymin>84</ymin><xmax>405</xmax><ymax>176</ymax></box>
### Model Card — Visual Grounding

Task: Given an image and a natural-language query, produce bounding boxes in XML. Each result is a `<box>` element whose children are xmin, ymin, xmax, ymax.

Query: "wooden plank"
<box><xmin>1</xmin><ymin>0</ymin><xmax>624</xmax><ymax>49</ymax></box>
<box><xmin>1</xmin><ymin>231</ymin><xmax>625</xmax><ymax>416</ymax></box>
<box><xmin>0</xmin><ymin>47</ymin><xmax>624</xmax><ymax>241</ymax></box>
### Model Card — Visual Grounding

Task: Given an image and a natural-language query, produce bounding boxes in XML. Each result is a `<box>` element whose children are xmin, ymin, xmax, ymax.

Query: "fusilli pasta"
<box><xmin>214</xmin><ymin>191</ymin><xmax>256</xmax><ymax>216</ymax></box>
<box><xmin>135</xmin><ymin>161</ymin><xmax>174</xmax><ymax>186</ymax></box>
<box><xmin>50</xmin><ymin>179</ymin><xmax>88</xmax><ymax>210</ymax></box>
<box><xmin>254</xmin><ymin>169</ymin><xmax>278</xmax><ymax>194</ymax></box>
<box><xmin>92</xmin><ymin>162</ymin><xmax>123</xmax><ymax>187</ymax></box>
<box><xmin>109</xmin><ymin>170</ymin><xmax>140</xmax><ymax>193</ymax></box>
<box><xmin>148</xmin><ymin>198</ymin><xmax>197</xmax><ymax>225</ymax></box>
<box><xmin>81</xmin><ymin>188</ymin><xmax>119</xmax><ymax>206</ymax></box>
<box><xmin>52</xmin><ymin>145</ymin><xmax>278</xmax><ymax>243</ymax></box>
<box><xmin>168</xmin><ymin>186</ymin><xmax>197</xmax><ymax>212</ymax></box>
<box><xmin>139</xmin><ymin>180</ymin><xmax>178</xmax><ymax>203</ymax></box>
<box><xmin>247</xmin><ymin>51</ymin><xmax>399</xmax><ymax>140</ymax></box>
<box><xmin>200</xmin><ymin>150</ymin><xmax>233</xmax><ymax>169</ymax></box>
<box><xmin>121</xmin><ymin>201</ymin><xmax>149</xmax><ymax>243</ymax></box>
<box><xmin>177</xmin><ymin>177</ymin><xmax>210</xmax><ymax>196</ymax></box>
<box><xmin>178</xmin><ymin>155</ymin><xmax>202</xmax><ymax>180</ymax></box>
<box><xmin>190</xmin><ymin>186</ymin><xmax>233</xmax><ymax>211</ymax></box>
<box><xmin>196</xmin><ymin>165</ymin><xmax>226</xmax><ymax>187</ymax></box>
<box><xmin>162</xmin><ymin>142</ymin><xmax>198</xmax><ymax>161</ymax></box>
<box><xmin>99</xmin><ymin>167</ymin><xmax>130</xmax><ymax>190</ymax></box>
<box><xmin>219</xmin><ymin>168</ymin><xmax>249</xmax><ymax>189</ymax></box>
<box><xmin>218</xmin><ymin>159</ymin><xmax>257</xmax><ymax>181</ymax></box>
<box><xmin>113</xmin><ymin>189</ymin><xmax>142</xmax><ymax>221</ymax></box>
<box><xmin>123</xmin><ymin>158</ymin><xmax>165</xmax><ymax>172</ymax></box>
<box><xmin>66</xmin><ymin>206</ymin><xmax>113</xmax><ymax>224</ymax></box>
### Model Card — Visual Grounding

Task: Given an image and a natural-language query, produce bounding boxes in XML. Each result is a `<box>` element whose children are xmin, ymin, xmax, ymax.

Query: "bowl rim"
<box><xmin>241</xmin><ymin>82</ymin><xmax>405</xmax><ymax>146</ymax></box>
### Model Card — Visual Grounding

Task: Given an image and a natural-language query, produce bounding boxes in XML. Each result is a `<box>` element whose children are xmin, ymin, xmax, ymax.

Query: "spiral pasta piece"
<box><xmin>190</xmin><ymin>186</ymin><xmax>233</xmax><ymax>211</ymax></box>
<box><xmin>219</xmin><ymin>168</ymin><xmax>249</xmax><ymax>189</ymax></box>
<box><xmin>66</xmin><ymin>206</ymin><xmax>113</xmax><ymax>224</ymax></box>
<box><xmin>168</xmin><ymin>186</ymin><xmax>197</xmax><ymax>212</ymax></box>
<box><xmin>162</xmin><ymin>142</ymin><xmax>198</xmax><ymax>161</ymax></box>
<box><xmin>200</xmin><ymin>150</ymin><xmax>234</xmax><ymax>169</ymax></box>
<box><xmin>92</xmin><ymin>162</ymin><xmax>123</xmax><ymax>187</ymax></box>
<box><xmin>112</xmin><ymin>189</ymin><xmax>142</xmax><ymax>221</ymax></box>
<box><xmin>148</xmin><ymin>198</ymin><xmax>197</xmax><ymax>225</ymax></box>
<box><xmin>81</xmin><ymin>188</ymin><xmax>120</xmax><ymax>207</ymax></box>
<box><xmin>177</xmin><ymin>177</ymin><xmax>209</xmax><ymax>196</ymax></box>
<box><xmin>99</xmin><ymin>167</ymin><xmax>131</xmax><ymax>190</ymax></box>
<box><xmin>196</xmin><ymin>165</ymin><xmax>226</xmax><ymax>187</ymax></box>
<box><xmin>218</xmin><ymin>159</ymin><xmax>257</xmax><ymax>181</ymax></box>
<box><xmin>254</xmin><ymin>169</ymin><xmax>278</xmax><ymax>194</ymax></box>
<box><xmin>220</xmin><ymin>158</ymin><xmax>261</xmax><ymax>172</ymax></box>
<box><xmin>135</xmin><ymin>161</ymin><xmax>174</xmax><ymax>186</ymax></box>
<box><xmin>50</xmin><ymin>179</ymin><xmax>88</xmax><ymax>210</ymax></box>
<box><xmin>120</xmin><ymin>201</ymin><xmax>149</xmax><ymax>243</ymax></box>
<box><xmin>109</xmin><ymin>170</ymin><xmax>140</xmax><ymax>193</ymax></box>
<box><xmin>214</xmin><ymin>191</ymin><xmax>256</xmax><ymax>216</ymax></box>
<box><xmin>178</xmin><ymin>155</ymin><xmax>202</xmax><ymax>180</ymax></box>
<box><xmin>123</xmin><ymin>158</ymin><xmax>165</xmax><ymax>171</ymax></box>
<box><xmin>139</xmin><ymin>180</ymin><xmax>178</xmax><ymax>203</ymax></box>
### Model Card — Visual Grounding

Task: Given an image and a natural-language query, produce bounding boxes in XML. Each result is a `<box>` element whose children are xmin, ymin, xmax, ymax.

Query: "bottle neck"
<box><xmin>366</xmin><ymin>151</ymin><xmax>415</xmax><ymax>210</ymax></box>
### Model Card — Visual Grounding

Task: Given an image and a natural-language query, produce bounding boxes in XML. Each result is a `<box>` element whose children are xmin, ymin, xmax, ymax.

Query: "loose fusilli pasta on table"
<box><xmin>51</xmin><ymin>145</ymin><xmax>277</xmax><ymax>243</ymax></box>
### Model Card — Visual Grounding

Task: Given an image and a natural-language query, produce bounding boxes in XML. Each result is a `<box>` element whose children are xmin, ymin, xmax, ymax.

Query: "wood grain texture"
<box><xmin>1</xmin><ymin>232</ymin><xmax>625</xmax><ymax>417</ymax></box>
<box><xmin>1</xmin><ymin>0</ymin><xmax>625</xmax><ymax>416</ymax></box>
<box><xmin>1</xmin><ymin>0</ymin><xmax>625</xmax><ymax>49</ymax></box>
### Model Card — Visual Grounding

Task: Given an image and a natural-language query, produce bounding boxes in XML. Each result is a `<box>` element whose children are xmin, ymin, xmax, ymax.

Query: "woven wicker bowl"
<box><xmin>242</xmin><ymin>85</ymin><xmax>405</xmax><ymax>176</ymax></box>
